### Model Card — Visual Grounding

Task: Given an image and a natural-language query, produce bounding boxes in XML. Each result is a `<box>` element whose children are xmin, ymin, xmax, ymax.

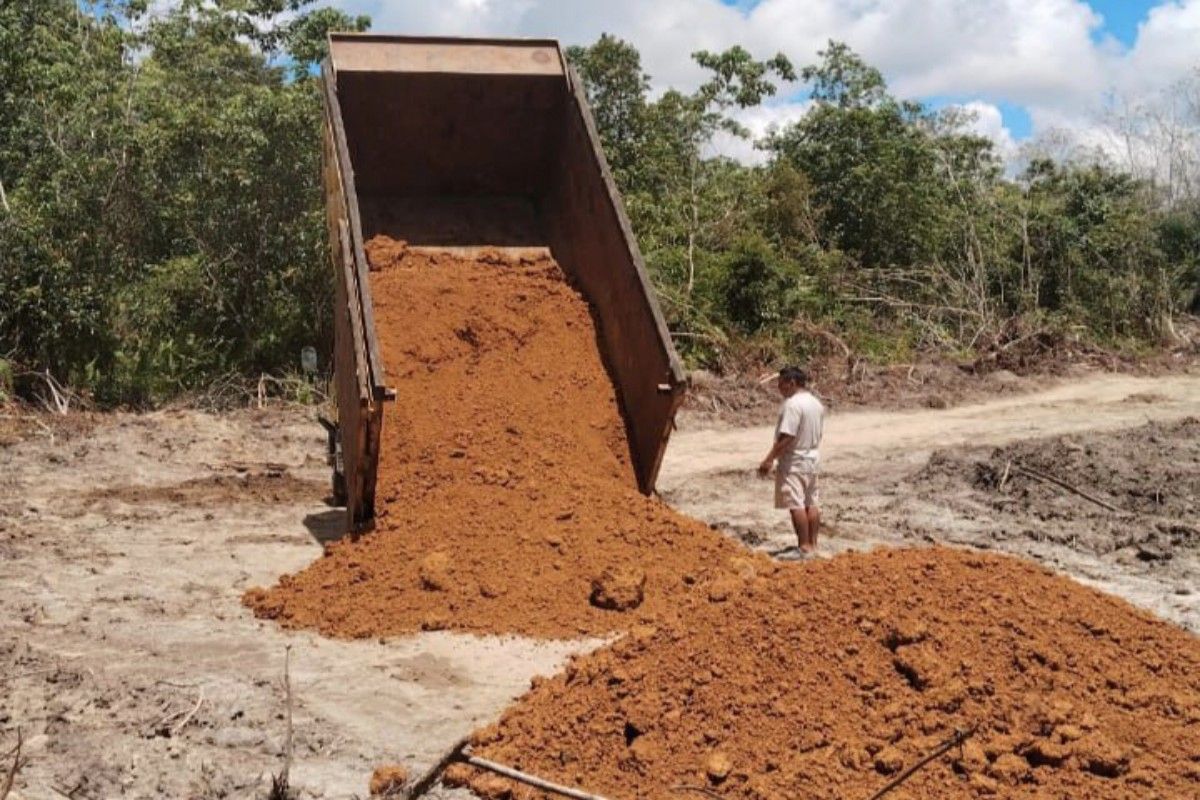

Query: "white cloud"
<box><xmin>707</xmin><ymin>100</ymin><xmax>813</xmax><ymax>163</ymax></box>
<box><xmin>749</xmin><ymin>0</ymin><xmax>1109</xmax><ymax>108</ymax></box>
<box><xmin>340</xmin><ymin>0</ymin><xmax>1200</xmax><ymax>165</ymax></box>
<box><xmin>954</xmin><ymin>100</ymin><xmax>1019</xmax><ymax>161</ymax></box>
<box><xmin>350</xmin><ymin>1</ymin><xmax>1119</xmax><ymax>100</ymax></box>
<box><xmin>1124</xmin><ymin>0</ymin><xmax>1200</xmax><ymax>90</ymax></box>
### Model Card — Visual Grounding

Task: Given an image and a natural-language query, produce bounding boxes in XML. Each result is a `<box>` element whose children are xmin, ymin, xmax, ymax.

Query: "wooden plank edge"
<box><xmin>322</xmin><ymin>59</ymin><xmax>390</xmax><ymax>399</ymax></box>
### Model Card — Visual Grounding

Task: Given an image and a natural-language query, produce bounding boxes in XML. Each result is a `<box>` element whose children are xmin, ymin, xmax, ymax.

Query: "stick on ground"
<box><xmin>403</xmin><ymin>738</ymin><xmax>468</xmax><ymax>800</ymax></box>
<box><xmin>170</xmin><ymin>688</ymin><xmax>205</xmax><ymax>736</ymax></box>
<box><xmin>671</xmin><ymin>785</ymin><xmax>724</xmax><ymax>800</ymax></box>
<box><xmin>1</xmin><ymin>729</ymin><xmax>23</xmax><ymax>800</ymax></box>
<box><xmin>282</xmin><ymin>646</ymin><xmax>294</xmax><ymax>782</ymax></box>
<box><xmin>865</xmin><ymin>725</ymin><xmax>977</xmax><ymax>800</ymax></box>
<box><xmin>0</xmin><ymin>668</ymin><xmax>59</xmax><ymax>684</ymax></box>
<box><xmin>460</xmin><ymin>751</ymin><xmax>613</xmax><ymax>800</ymax></box>
<box><xmin>401</xmin><ymin>741</ymin><xmax>612</xmax><ymax>800</ymax></box>
<box><xmin>268</xmin><ymin>647</ymin><xmax>295</xmax><ymax>800</ymax></box>
<box><xmin>1013</xmin><ymin>463</ymin><xmax>1122</xmax><ymax>513</ymax></box>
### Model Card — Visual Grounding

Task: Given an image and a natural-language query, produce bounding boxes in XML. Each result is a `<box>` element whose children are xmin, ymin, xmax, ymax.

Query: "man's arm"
<box><xmin>758</xmin><ymin>433</ymin><xmax>796</xmax><ymax>476</ymax></box>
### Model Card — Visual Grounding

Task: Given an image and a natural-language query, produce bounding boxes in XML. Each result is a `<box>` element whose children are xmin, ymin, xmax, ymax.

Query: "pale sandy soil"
<box><xmin>1</xmin><ymin>371</ymin><xmax>1197</xmax><ymax>798</ymax></box>
<box><xmin>0</xmin><ymin>411</ymin><xmax>586</xmax><ymax>799</ymax></box>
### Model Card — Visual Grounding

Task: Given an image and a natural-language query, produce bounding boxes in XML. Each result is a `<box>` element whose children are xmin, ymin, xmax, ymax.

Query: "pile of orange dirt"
<box><xmin>448</xmin><ymin>548</ymin><xmax>1200</xmax><ymax>799</ymax></box>
<box><xmin>245</xmin><ymin>239</ymin><xmax>1200</xmax><ymax>797</ymax></box>
<box><xmin>244</xmin><ymin>239</ymin><xmax>744</xmax><ymax>637</ymax></box>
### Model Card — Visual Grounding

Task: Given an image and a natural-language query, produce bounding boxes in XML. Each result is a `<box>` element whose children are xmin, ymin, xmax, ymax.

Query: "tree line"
<box><xmin>2</xmin><ymin>2</ymin><xmax>1197</xmax><ymax>406</ymax></box>
<box><xmin>0</xmin><ymin>0</ymin><xmax>365</xmax><ymax>405</ymax></box>
<box><xmin>568</xmin><ymin>36</ymin><xmax>1200</xmax><ymax>371</ymax></box>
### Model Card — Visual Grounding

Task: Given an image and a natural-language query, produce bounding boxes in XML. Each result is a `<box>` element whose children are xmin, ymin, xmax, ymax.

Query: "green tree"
<box><xmin>645</xmin><ymin>47</ymin><xmax>794</xmax><ymax>295</ymax></box>
<box><xmin>765</xmin><ymin>41</ymin><xmax>975</xmax><ymax>269</ymax></box>
<box><xmin>1022</xmin><ymin>160</ymin><xmax>1177</xmax><ymax>339</ymax></box>
<box><xmin>0</xmin><ymin>0</ymin><xmax>368</xmax><ymax>404</ymax></box>
<box><xmin>565</xmin><ymin>34</ymin><xmax>650</xmax><ymax>186</ymax></box>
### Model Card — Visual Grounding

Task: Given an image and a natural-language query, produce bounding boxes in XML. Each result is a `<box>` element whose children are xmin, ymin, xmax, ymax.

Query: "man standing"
<box><xmin>758</xmin><ymin>367</ymin><xmax>826</xmax><ymax>554</ymax></box>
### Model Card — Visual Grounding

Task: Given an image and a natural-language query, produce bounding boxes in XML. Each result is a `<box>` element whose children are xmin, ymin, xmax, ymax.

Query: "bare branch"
<box><xmin>1</xmin><ymin>729</ymin><xmax>23</xmax><ymax>800</ymax></box>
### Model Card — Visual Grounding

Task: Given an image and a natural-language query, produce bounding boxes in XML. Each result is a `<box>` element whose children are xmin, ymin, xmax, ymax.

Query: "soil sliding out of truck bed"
<box><xmin>245</xmin><ymin>239</ymin><xmax>746</xmax><ymax>637</ymax></box>
<box><xmin>244</xmin><ymin>241</ymin><xmax>1200</xmax><ymax>799</ymax></box>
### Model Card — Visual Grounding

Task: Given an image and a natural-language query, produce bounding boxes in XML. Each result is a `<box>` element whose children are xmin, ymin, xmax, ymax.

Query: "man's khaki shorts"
<box><xmin>775</xmin><ymin>470</ymin><xmax>819</xmax><ymax>509</ymax></box>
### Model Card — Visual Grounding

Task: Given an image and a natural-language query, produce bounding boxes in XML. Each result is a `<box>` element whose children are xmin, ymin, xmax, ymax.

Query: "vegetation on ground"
<box><xmin>1</xmin><ymin>3</ymin><xmax>1197</xmax><ymax>405</ymax></box>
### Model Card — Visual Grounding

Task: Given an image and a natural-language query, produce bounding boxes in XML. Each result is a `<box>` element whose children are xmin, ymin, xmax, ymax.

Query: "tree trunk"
<box><xmin>686</xmin><ymin>155</ymin><xmax>698</xmax><ymax>295</ymax></box>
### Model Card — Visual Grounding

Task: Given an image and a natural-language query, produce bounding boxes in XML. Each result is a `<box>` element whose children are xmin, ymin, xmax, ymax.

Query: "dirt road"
<box><xmin>661</xmin><ymin>372</ymin><xmax>1200</xmax><ymax>630</ymax></box>
<box><xmin>1</xmin><ymin>371</ymin><xmax>1197</xmax><ymax>798</ymax></box>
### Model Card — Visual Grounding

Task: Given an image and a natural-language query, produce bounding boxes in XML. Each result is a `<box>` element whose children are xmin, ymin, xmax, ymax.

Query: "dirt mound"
<box><xmin>245</xmin><ymin>241</ymin><xmax>742</xmax><ymax>637</ymax></box>
<box><xmin>448</xmin><ymin>548</ymin><xmax>1200</xmax><ymax>799</ymax></box>
<box><xmin>0</xmin><ymin>405</ymin><xmax>96</xmax><ymax>447</ymax></box>
<box><xmin>971</xmin><ymin>417</ymin><xmax>1200</xmax><ymax>518</ymax></box>
<box><xmin>86</xmin><ymin>472</ymin><xmax>325</xmax><ymax>507</ymax></box>
<box><xmin>917</xmin><ymin>418</ymin><xmax>1200</xmax><ymax>556</ymax></box>
<box><xmin>239</xmin><ymin>245</ymin><xmax>1200</xmax><ymax>797</ymax></box>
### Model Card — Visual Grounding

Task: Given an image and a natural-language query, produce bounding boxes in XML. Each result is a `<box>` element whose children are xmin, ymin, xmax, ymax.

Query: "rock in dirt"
<box><xmin>704</xmin><ymin>750</ymin><xmax>732</xmax><ymax>782</ymax></box>
<box><xmin>368</xmin><ymin>764</ymin><xmax>409</xmax><ymax>796</ymax></box>
<box><xmin>874</xmin><ymin>745</ymin><xmax>904</xmax><ymax>775</ymax></box>
<box><xmin>1076</xmin><ymin>734</ymin><xmax>1130</xmax><ymax>778</ymax></box>
<box><xmin>988</xmin><ymin>369</ymin><xmax>1022</xmax><ymax>387</ymax></box>
<box><xmin>954</xmin><ymin>739</ymin><xmax>988</xmax><ymax>773</ymax></box>
<box><xmin>1136</xmin><ymin>543</ymin><xmax>1172</xmax><ymax>562</ymax></box>
<box><xmin>706</xmin><ymin>576</ymin><xmax>742</xmax><ymax>603</ymax></box>
<box><xmin>589</xmin><ymin>567</ymin><xmax>645</xmax><ymax>611</ymax></box>
<box><xmin>478</xmin><ymin>578</ymin><xmax>505</xmax><ymax>599</ymax></box>
<box><xmin>418</xmin><ymin>552</ymin><xmax>451</xmax><ymax>591</ymax></box>
<box><xmin>986</xmin><ymin>752</ymin><xmax>1030</xmax><ymax>785</ymax></box>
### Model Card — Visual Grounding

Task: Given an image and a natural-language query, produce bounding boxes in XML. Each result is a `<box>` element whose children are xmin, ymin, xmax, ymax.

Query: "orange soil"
<box><xmin>246</xmin><ymin>241</ymin><xmax>1200</xmax><ymax>798</ymax></box>
<box><xmin>452</xmin><ymin>548</ymin><xmax>1200</xmax><ymax>799</ymax></box>
<box><xmin>245</xmin><ymin>241</ymin><xmax>744</xmax><ymax>637</ymax></box>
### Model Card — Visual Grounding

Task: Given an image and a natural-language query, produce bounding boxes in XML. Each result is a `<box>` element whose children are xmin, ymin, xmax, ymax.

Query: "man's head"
<box><xmin>776</xmin><ymin>366</ymin><xmax>808</xmax><ymax>397</ymax></box>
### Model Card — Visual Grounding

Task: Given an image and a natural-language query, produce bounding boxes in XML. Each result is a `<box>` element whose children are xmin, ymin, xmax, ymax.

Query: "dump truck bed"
<box><xmin>322</xmin><ymin>34</ymin><xmax>686</xmax><ymax>530</ymax></box>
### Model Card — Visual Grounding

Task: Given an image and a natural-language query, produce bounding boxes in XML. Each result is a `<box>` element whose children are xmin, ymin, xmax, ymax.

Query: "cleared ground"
<box><xmin>1</xmin><ymin>370</ymin><xmax>1198</xmax><ymax>797</ymax></box>
<box><xmin>664</xmin><ymin>372</ymin><xmax>1200</xmax><ymax>631</ymax></box>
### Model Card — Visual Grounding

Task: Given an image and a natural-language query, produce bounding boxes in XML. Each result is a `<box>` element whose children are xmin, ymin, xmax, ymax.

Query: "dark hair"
<box><xmin>779</xmin><ymin>366</ymin><xmax>808</xmax><ymax>386</ymax></box>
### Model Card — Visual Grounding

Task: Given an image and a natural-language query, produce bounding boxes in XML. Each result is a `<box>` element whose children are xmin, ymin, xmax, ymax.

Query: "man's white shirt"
<box><xmin>775</xmin><ymin>390</ymin><xmax>825</xmax><ymax>474</ymax></box>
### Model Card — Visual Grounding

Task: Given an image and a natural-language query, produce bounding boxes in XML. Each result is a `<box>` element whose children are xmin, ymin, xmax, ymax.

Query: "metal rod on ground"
<box><xmin>865</xmin><ymin>725</ymin><xmax>977</xmax><ymax>800</ymax></box>
<box><xmin>1013</xmin><ymin>463</ymin><xmax>1122</xmax><ymax>513</ymax></box>
<box><xmin>460</xmin><ymin>750</ymin><xmax>614</xmax><ymax>800</ymax></box>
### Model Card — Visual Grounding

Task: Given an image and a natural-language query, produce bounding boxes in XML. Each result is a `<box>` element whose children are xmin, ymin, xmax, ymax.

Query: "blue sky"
<box><xmin>1086</xmin><ymin>0</ymin><xmax>1156</xmax><ymax>45</ymax></box>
